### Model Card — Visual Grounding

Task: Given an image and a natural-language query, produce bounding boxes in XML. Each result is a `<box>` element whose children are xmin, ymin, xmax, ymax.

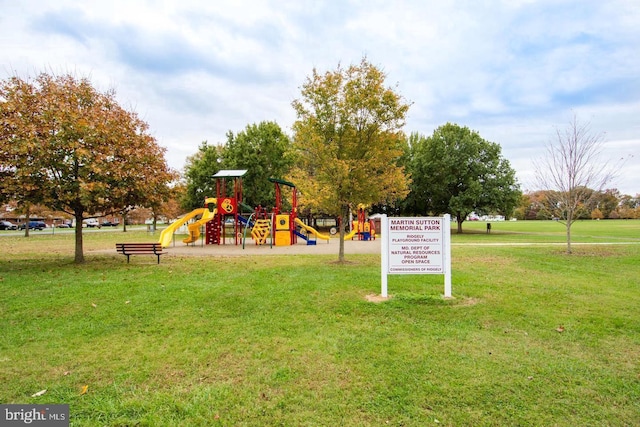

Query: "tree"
<box><xmin>0</xmin><ymin>73</ymin><xmax>175</xmax><ymax>263</ymax></box>
<box><xmin>591</xmin><ymin>208</ymin><xmax>604</xmax><ymax>220</ymax></box>
<box><xmin>0</xmin><ymin>76</ymin><xmax>50</xmax><ymax>237</ymax></box>
<box><xmin>222</xmin><ymin>121</ymin><xmax>293</xmax><ymax>209</ymax></box>
<box><xmin>291</xmin><ymin>58</ymin><xmax>411</xmax><ymax>262</ymax></box>
<box><xmin>181</xmin><ymin>142</ymin><xmax>224</xmax><ymax>211</ymax></box>
<box><xmin>619</xmin><ymin>193</ymin><xmax>640</xmax><ymax>219</ymax></box>
<box><xmin>534</xmin><ymin>115</ymin><xmax>618</xmax><ymax>254</ymax></box>
<box><xmin>158</xmin><ymin>181</ymin><xmax>187</xmax><ymax>222</ymax></box>
<box><xmin>145</xmin><ymin>176</ymin><xmax>181</xmax><ymax>232</ymax></box>
<box><xmin>591</xmin><ymin>188</ymin><xmax>620</xmax><ymax>219</ymax></box>
<box><xmin>376</xmin><ymin>132</ymin><xmax>411</xmax><ymax>215</ymax></box>
<box><xmin>406</xmin><ymin>123</ymin><xmax>520</xmax><ymax>233</ymax></box>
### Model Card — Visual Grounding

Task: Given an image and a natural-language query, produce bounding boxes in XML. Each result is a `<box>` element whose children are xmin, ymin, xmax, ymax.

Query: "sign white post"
<box><xmin>381</xmin><ymin>215</ymin><xmax>390</xmax><ymax>297</ymax></box>
<box><xmin>443</xmin><ymin>214</ymin><xmax>452</xmax><ymax>297</ymax></box>
<box><xmin>380</xmin><ymin>214</ymin><xmax>452</xmax><ymax>298</ymax></box>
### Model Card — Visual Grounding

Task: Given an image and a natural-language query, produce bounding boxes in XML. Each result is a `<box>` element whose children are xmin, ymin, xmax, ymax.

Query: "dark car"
<box><xmin>18</xmin><ymin>221</ymin><xmax>46</xmax><ymax>230</ymax></box>
<box><xmin>101</xmin><ymin>221</ymin><xmax>119</xmax><ymax>227</ymax></box>
<box><xmin>0</xmin><ymin>220</ymin><xmax>17</xmax><ymax>230</ymax></box>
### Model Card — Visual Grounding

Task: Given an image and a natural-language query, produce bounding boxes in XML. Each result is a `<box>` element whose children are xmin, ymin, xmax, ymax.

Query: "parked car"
<box><xmin>101</xmin><ymin>221</ymin><xmax>119</xmax><ymax>227</ymax></box>
<box><xmin>18</xmin><ymin>221</ymin><xmax>46</xmax><ymax>230</ymax></box>
<box><xmin>0</xmin><ymin>220</ymin><xmax>17</xmax><ymax>230</ymax></box>
<box><xmin>82</xmin><ymin>219</ymin><xmax>101</xmax><ymax>228</ymax></box>
<box><xmin>56</xmin><ymin>222</ymin><xmax>71</xmax><ymax>228</ymax></box>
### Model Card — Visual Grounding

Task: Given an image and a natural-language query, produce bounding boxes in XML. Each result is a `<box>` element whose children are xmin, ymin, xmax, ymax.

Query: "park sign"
<box><xmin>380</xmin><ymin>215</ymin><xmax>452</xmax><ymax>298</ymax></box>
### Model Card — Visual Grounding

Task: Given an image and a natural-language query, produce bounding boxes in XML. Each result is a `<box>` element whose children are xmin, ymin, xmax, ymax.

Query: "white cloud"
<box><xmin>1</xmin><ymin>0</ymin><xmax>638</xmax><ymax>194</ymax></box>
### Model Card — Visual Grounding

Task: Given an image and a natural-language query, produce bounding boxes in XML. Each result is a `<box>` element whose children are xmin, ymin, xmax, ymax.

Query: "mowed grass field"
<box><xmin>1</xmin><ymin>220</ymin><xmax>639</xmax><ymax>426</ymax></box>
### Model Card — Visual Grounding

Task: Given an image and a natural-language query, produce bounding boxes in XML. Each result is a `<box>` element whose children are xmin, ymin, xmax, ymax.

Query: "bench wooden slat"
<box><xmin>116</xmin><ymin>243</ymin><xmax>165</xmax><ymax>264</ymax></box>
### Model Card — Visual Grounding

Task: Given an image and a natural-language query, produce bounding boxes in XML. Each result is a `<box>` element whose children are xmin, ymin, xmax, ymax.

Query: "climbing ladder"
<box><xmin>251</xmin><ymin>219</ymin><xmax>271</xmax><ymax>245</ymax></box>
<box><xmin>206</xmin><ymin>216</ymin><xmax>221</xmax><ymax>244</ymax></box>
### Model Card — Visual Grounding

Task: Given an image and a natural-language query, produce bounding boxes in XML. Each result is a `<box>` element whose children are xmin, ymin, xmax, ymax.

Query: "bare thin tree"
<box><xmin>535</xmin><ymin>115</ymin><xmax>618</xmax><ymax>254</ymax></box>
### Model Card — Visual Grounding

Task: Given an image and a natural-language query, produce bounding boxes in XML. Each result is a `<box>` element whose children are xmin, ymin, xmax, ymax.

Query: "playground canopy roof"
<box><xmin>268</xmin><ymin>177</ymin><xmax>296</xmax><ymax>188</ymax></box>
<box><xmin>212</xmin><ymin>170</ymin><xmax>248</xmax><ymax>178</ymax></box>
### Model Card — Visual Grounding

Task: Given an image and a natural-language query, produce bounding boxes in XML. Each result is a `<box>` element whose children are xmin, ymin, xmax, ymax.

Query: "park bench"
<box><xmin>116</xmin><ymin>243</ymin><xmax>165</xmax><ymax>264</ymax></box>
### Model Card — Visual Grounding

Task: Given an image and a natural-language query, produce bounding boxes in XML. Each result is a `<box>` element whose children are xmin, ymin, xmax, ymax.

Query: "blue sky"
<box><xmin>2</xmin><ymin>0</ymin><xmax>639</xmax><ymax>194</ymax></box>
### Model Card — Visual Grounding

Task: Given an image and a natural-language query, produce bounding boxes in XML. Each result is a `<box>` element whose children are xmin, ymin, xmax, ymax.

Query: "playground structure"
<box><xmin>158</xmin><ymin>198</ymin><xmax>217</xmax><ymax>248</ymax></box>
<box><xmin>350</xmin><ymin>204</ymin><xmax>376</xmax><ymax>241</ymax></box>
<box><xmin>158</xmin><ymin>170</ymin><xmax>376</xmax><ymax>248</ymax></box>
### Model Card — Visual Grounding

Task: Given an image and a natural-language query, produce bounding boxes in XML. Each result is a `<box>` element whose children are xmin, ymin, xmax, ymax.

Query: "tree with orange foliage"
<box><xmin>0</xmin><ymin>76</ymin><xmax>49</xmax><ymax>237</ymax></box>
<box><xmin>0</xmin><ymin>73</ymin><xmax>175</xmax><ymax>263</ymax></box>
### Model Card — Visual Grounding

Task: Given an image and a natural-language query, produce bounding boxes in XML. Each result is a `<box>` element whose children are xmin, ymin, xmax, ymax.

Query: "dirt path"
<box><xmin>112</xmin><ymin>237</ymin><xmax>639</xmax><ymax>258</ymax></box>
<box><xmin>162</xmin><ymin>238</ymin><xmax>381</xmax><ymax>257</ymax></box>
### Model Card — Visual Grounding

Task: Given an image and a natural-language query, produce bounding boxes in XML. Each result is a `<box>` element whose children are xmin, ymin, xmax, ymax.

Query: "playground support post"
<box><xmin>242</xmin><ymin>213</ymin><xmax>255</xmax><ymax>249</ymax></box>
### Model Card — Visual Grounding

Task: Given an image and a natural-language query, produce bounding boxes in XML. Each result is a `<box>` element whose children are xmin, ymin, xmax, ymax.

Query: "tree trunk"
<box><xmin>122</xmin><ymin>213</ymin><xmax>127</xmax><ymax>232</ymax></box>
<box><xmin>566</xmin><ymin>225</ymin><xmax>572</xmax><ymax>254</ymax></box>
<box><xmin>338</xmin><ymin>205</ymin><xmax>348</xmax><ymax>263</ymax></box>
<box><xmin>23</xmin><ymin>204</ymin><xmax>31</xmax><ymax>238</ymax></box>
<box><xmin>565</xmin><ymin>210</ymin><xmax>573</xmax><ymax>254</ymax></box>
<box><xmin>74</xmin><ymin>211</ymin><xmax>85</xmax><ymax>263</ymax></box>
<box><xmin>456</xmin><ymin>213</ymin><xmax>464</xmax><ymax>234</ymax></box>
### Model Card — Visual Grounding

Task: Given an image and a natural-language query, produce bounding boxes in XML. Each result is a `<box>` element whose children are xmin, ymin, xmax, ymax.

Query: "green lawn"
<box><xmin>455</xmin><ymin>218</ymin><xmax>640</xmax><ymax>244</ymax></box>
<box><xmin>1</xmin><ymin>221</ymin><xmax>639</xmax><ymax>426</ymax></box>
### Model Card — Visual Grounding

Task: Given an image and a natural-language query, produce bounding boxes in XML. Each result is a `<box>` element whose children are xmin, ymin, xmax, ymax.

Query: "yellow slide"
<box><xmin>344</xmin><ymin>227</ymin><xmax>357</xmax><ymax>240</ymax></box>
<box><xmin>159</xmin><ymin>199</ymin><xmax>217</xmax><ymax>247</ymax></box>
<box><xmin>182</xmin><ymin>207</ymin><xmax>216</xmax><ymax>244</ymax></box>
<box><xmin>294</xmin><ymin>218</ymin><xmax>330</xmax><ymax>241</ymax></box>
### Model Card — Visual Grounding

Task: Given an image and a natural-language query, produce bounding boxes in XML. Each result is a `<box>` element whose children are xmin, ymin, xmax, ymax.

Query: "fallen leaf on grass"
<box><xmin>125</xmin><ymin>300</ymin><xmax>131</xmax><ymax>304</ymax></box>
<box><xmin>91</xmin><ymin>303</ymin><xmax>97</xmax><ymax>308</ymax></box>
<box><xmin>556</xmin><ymin>325</ymin><xmax>565</xmax><ymax>333</ymax></box>
<box><xmin>80</xmin><ymin>385</ymin><xmax>88</xmax><ymax>395</ymax></box>
<box><xmin>31</xmin><ymin>389</ymin><xmax>47</xmax><ymax>397</ymax></box>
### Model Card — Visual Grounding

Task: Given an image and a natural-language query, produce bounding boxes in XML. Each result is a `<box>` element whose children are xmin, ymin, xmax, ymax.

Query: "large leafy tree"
<box><xmin>0</xmin><ymin>76</ymin><xmax>49</xmax><ymax>236</ymax></box>
<box><xmin>594</xmin><ymin>189</ymin><xmax>621</xmax><ymax>219</ymax></box>
<box><xmin>181</xmin><ymin>141</ymin><xmax>224</xmax><ymax>211</ymax></box>
<box><xmin>0</xmin><ymin>73</ymin><xmax>175</xmax><ymax>263</ymax></box>
<box><xmin>222</xmin><ymin>121</ymin><xmax>293</xmax><ymax>209</ymax></box>
<box><xmin>291</xmin><ymin>58</ymin><xmax>411</xmax><ymax>262</ymax></box>
<box><xmin>407</xmin><ymin>123</ymin><xmax>520</xmax><ymax>233</ymax></box>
